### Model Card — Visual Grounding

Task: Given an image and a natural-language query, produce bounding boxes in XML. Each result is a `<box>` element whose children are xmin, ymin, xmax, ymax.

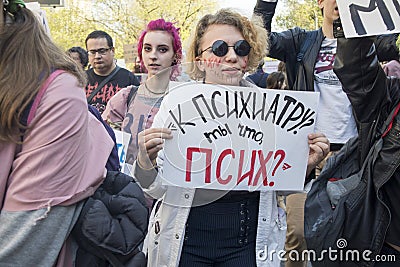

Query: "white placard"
<box><xmin>113</xmin><ymin>129</ymin><xmax>131</xmax><ymax>166</ymax></box>
<box><xmin>121</xmin><ymin>163</ymin><xmax>134</xmax><ymax>177</ymax></box>
<box><xmin>337</xmin><ymin>0</ymin><xmax>400</xmax><ymax>37</ymax></box>
<box><xmin>154</xmin><ymin>82</ymin><xmax>319</xmax><ymax>191</ymax></box>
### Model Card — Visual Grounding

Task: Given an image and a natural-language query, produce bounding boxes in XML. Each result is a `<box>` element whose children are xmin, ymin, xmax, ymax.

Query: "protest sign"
<box><xmin>154</xmin><ymin>82</ymin><xmax>319</xmax><ymax>191</ymax></box>
<box><xmin>121</xmin><ymin>163</ymin><xmax>134</xmax><ymax>177</ymax></box>
<box><xmin>113</xmin><ymin>129</ymin><xmax>131</xmax><ymax>166</ymax></box>
<box><xmin>337</xmin><ymin>0</ymin><xmax>400</xmax><ymax>37</ymax></box>
<box><xmin>123</xmin><ymin>43</ymin><xmax>138</xmax><ymax>64</ymax></box>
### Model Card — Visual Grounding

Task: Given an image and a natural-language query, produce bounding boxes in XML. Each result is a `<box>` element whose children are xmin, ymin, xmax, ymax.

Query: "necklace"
<box><xmin>144</xmin><ymin>82</ymin><xmax>167</xmax><ymax>95</ymax></box>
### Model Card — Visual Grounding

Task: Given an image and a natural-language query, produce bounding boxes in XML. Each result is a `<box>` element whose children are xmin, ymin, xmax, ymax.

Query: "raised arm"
<box><xmin>253</xmin><ymin>0</ymin><xmax>303</xmax><ymax>62</ymax></box>
<box><xmin>253</xmin><ymin>0</ymin><xmax>278</xmax><ymax>33</ymax></box>
<box><xmin>334</xmin><ymin>36</ymin><xmax>392</xmax><ymax>124</ymax></box>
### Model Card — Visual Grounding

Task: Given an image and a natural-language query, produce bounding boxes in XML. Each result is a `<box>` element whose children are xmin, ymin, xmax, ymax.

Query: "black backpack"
<box><xmin>304</xmin><ymin>102</ymin><xmax>400</xmax><ymax>267</ymax></box>
<box><xmin>72</xmin><ymin>171</ymin><xmax>149</xmax><ymax>267</ymax></box>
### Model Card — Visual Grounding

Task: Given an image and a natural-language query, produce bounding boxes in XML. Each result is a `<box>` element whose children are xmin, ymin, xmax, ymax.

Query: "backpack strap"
<box><xmin>381</xmin><ymin>101</ymin><xmax>400</xmax><ymax>137</ymax></box>
<box><xmin>87</xmin><ymin>66</ymin><xmax>121</xmax><ymax>104</ymax></box>
<box><xmin>297</xmin><ymin>30</ymin><xmax>318</xmax><ymax>62</ymax></box>
<box><xmin>126</xmin><ymin>85</ymin><xmax>139</xmax><ymax>109</ymax></box>
<box><xmin>27</xmin><ymin>70</ymin><xmax>65</xmax><ymax>125</ymax></box>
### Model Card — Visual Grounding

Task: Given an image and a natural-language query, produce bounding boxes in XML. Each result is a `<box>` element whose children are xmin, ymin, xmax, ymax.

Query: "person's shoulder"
<box><xmin>118</xmin><ymin>67</ymin><xmax>133</xmax><ymax>75</ymax></box>
<box><xmin>273</xmin><ymin>26</ymin><xmax>304</xmax><ymax>34</ymax></box>
<box><xmin>36</xmin><ymin>72</ymin><xmax>87</xmax><ymax>123</ymax></box>
<box><xmin>86</xmin><ymin>68</ymin><xmax>94</xmax><ymax>75</ymax></box>
<box><xmin>290</xmin><ymin>27</ymin><xmax>311</xmax><ymax>37</ymax></box>
<box><xmin>116</xmin><ymin>67</ymin><xmax>135</xmax><ymax>79</ymax></box>
<box><xmin>85</xmin><ymin>68</ymin><xmax>96</xmax><ymax>83</ymax></box>
<box><xmin>118</xmin><ymin>67</ymin><xmax>140</xmax><ymax>85</ymax></box>
<box><xmin>46</xmin><ymin>72</ymin><xmax>86</xmax><ymax>100</ymax></box>
<box><xmin>246</xmin><ymin>71</ymin><xmax>263</xmax><ymax>83</ymax></box>
<box><xmin>108</xmin><ymin>85</ymin><xmax>135</xmax><ymax>107</ymax></box>
<box><xmin>119</xmin><ymin>85</ymin><xmax>136</xmax><ymax>96</ymax></box>
<box><xmin>270</xmin><ymin>26</ymin><xmax>310</xmax><ymax>43</ymax></box>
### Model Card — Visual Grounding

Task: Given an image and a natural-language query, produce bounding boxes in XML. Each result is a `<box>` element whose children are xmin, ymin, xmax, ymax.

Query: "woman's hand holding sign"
<box><xmin>137</xmin><ymin>128</ymin><xmax>173</xmax><ymax>170</ymax></box>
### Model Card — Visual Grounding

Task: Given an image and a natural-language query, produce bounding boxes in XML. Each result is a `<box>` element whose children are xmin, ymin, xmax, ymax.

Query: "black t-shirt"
<box><xmin>85</xmin><ymin>67</ymin><xmax>139</xmax><ymax>114</ymax></box>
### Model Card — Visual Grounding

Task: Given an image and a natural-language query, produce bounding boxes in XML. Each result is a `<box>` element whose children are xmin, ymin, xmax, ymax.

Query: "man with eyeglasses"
<box><xmin>85</xmin><ymin>30</ymin><xmax>139</xmax><ymax>114</ymax></box>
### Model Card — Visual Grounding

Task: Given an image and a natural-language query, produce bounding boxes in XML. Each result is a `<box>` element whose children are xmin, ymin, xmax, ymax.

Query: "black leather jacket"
<box><xmin>334</xmin><ymin>36</ymin><xmax>400</xmax><ymax>261</ymax></box>
<box><xmin>253</xmin><ymin>0</ymin><xmax>399</xmax><ymax>92</ymax></box>
<box><xmin>334</xmin><ymin>36</ymin><xmax>400</xmax><ymax>161</ymax></box>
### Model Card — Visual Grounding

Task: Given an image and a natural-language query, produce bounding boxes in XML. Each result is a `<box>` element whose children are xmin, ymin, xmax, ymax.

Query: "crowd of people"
<box><xmin>0</xmin><ymin>0</ymin><xmax>399</xmax><ymax>266</ymax></box>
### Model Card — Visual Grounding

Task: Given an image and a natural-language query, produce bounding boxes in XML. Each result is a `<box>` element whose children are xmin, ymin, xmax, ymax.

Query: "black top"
<box><xmin>85</xmin><ymin>67</ymin><xmax>139</xmax><ymax>114</ymax></box>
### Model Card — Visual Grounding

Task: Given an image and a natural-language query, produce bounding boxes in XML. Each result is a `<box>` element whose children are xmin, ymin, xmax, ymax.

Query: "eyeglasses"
<box><xmin>88</xmin><ymin>47</ymin><xmax>112</xmax><ymax>56</ymax></box>
<box><xmin>200</xmin><ymin>40</ymin><xmax>251</xmax><ymax>57</ymax></box>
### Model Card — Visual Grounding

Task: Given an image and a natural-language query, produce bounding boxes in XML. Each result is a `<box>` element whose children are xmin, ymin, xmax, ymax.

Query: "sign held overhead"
<box><xmin>337</xmin><ymin>0</ymin><xmax>400</xmax><ymax>37</ymax></box>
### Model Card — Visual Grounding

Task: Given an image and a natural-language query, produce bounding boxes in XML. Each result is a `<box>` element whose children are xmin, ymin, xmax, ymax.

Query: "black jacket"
<box><xmin>333</xmin><ymin>35</ymin><xmax>400</xmax><ymax>265</ymax></box>
<box><xmin>334</xmin><ymin>36</ymin><xmax>400</xmax><ymax>161</ymax></box>
<box><xmin>73</xmin><ymin>171</ymin><xmax>149</xmax><ymax>267</ymax></box>
<box><xmin>253</xmin><ymin>0</ymin><xmax>399</xmax><ymax>92</ymax></box>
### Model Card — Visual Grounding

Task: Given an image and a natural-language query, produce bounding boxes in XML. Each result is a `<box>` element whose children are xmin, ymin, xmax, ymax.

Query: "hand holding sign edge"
<box><xmin>137</xmin><ymin>127</ymin><xmax>173</xmax><ymax>169</ymax></box>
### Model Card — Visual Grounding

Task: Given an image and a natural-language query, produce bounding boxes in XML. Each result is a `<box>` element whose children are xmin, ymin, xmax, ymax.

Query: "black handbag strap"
<box><xmin>87</xmin><ymin>66</ymin><xmax>121</xmax><ymax>104</ymax></box>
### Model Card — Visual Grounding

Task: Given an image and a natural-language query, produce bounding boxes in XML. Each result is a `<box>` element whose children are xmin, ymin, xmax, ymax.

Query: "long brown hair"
<box><xmin>0</xmin><ymin>6</ymin><xmax>86</xmax><ymax>143</ymax></box>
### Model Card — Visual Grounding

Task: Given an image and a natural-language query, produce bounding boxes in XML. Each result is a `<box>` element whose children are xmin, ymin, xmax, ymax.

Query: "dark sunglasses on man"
<box><xmin>200</xmin><ymin>40</ymin><xmax>251</xmax><ymax>57</ymax></box>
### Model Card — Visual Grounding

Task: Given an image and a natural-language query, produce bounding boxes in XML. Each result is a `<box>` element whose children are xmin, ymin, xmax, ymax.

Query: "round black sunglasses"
<box><xmin>200</xmin><ymin>40</ymin><xmax>251</xmax><ymax>57</ymax></box>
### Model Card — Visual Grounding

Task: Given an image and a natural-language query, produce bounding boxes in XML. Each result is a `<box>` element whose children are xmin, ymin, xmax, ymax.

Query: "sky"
<box><xmin>217</xmin><ymin>0</ymin><xmax>284</xmax><ymax>29</ymax></box>
<box><xmin>217</xmin><ymin>0</ymin><xmax>258</xmax><ymax>17</ymax></box>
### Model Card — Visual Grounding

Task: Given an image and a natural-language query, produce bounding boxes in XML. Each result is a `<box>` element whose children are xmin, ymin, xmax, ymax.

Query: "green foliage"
<box><xmin>132</xmin><ymin>0</ymin><xmax>216</xmax><ymax>42</ymax></box>
<box><xmin>44</xmin><ymin>0</ymin><xmax>216</xmax><ymax>59</ymax></box>
<box><xmin>44</xmin><ymin>0</ymin><xmax>98</xmax><ymax>51</ymax></box>
<box><xmin>275</xmin><ymin>0</ymin><xmax>323</xmax><ymax>30</ymax></box>
<box><xmin>397</xmin><ymin>35</ymin><xmax>400</xmax><ymax>52</ymax></box>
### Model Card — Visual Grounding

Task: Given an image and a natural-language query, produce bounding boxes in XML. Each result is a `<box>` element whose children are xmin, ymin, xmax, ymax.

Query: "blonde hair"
<box><xmin>187</xmin><ymin>8</ymin><xmax>268</xmax><ymax>80</ymax></box>
<box><xmin>0</xmin><ymin>7</ymin><xmax>86</xmax><ymax>143</ymax></box>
